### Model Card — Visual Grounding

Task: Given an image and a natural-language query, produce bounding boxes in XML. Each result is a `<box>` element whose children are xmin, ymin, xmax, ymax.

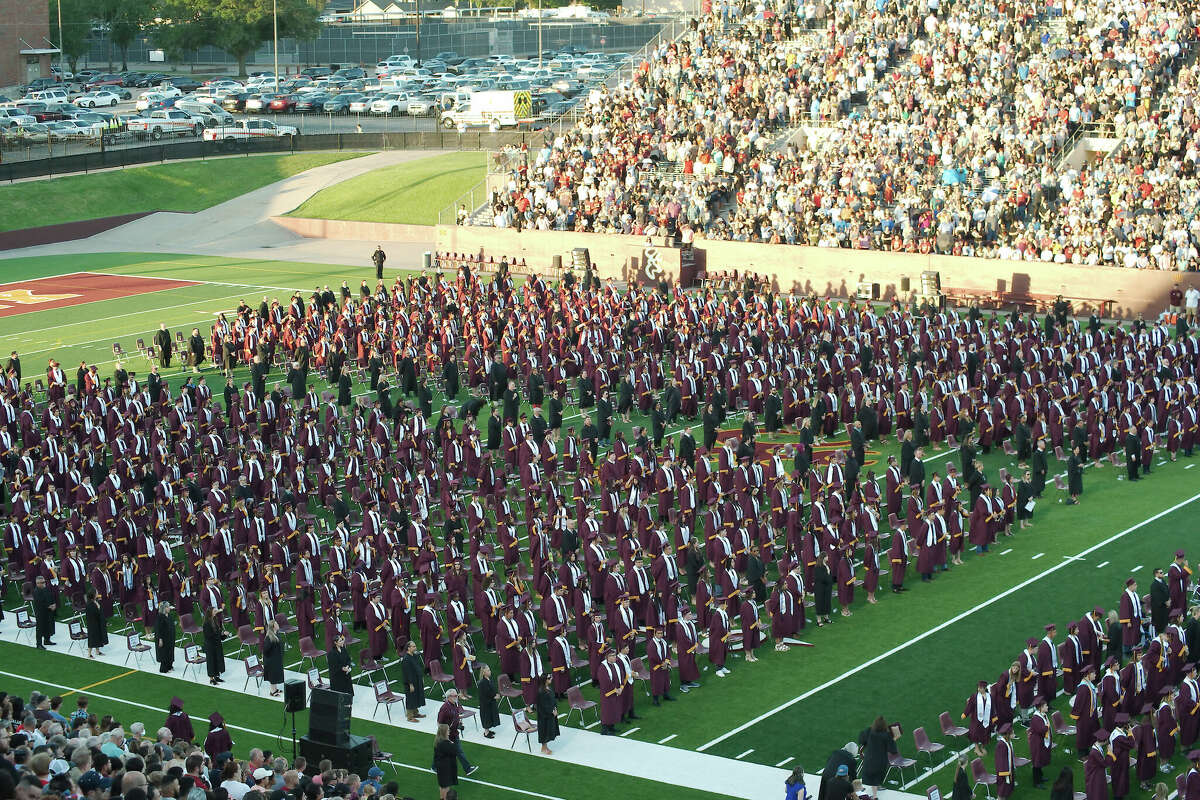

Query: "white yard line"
<box><xmin>620</xmin><ymin>727</ymin><xmax>641</xmax><ymax>737</ymax></box>
<box><xmin>695</xmin><ymin>491</ymin><xmax>1200</xmax><ymax>752</ymax></box>
<box><xmin>776</xmin><ymin>757</ymin><xmax>794</xmax><ymax>767</ymax></box>
<box><xmin>1097</xmin><ymin>561</ymin><xmax>1109</xmax><ymax>569</ymax></box>
<box><xmin>1031</xmin><ymin>552</ymin><xmax>1045</xmax><ymax>560</ymax></box>
<box><xmin>658</xmin><ymin>734</ymin><xmax>678</xmax><ymax>744</ymax></box>
<box><xmin>1000</xmin><ymin>548</ymin><xmax>1013</xmax><ymax>555</ymax></box>
<box><xmin>736</xmin><ymin>749</ymin><xmax>755</xmax><ymax>759</ymax></box>
<box><xmin>1132</xmin><ymin>565</ymin><xmax>1143</xmax><ymax>572</ymax></box>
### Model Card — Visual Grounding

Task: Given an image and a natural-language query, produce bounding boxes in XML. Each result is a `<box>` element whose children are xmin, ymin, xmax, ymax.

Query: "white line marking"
<box><xmin>658</xmin><ymin>734</ymin><xmax>678</xmax><ymax>744</ymax></box>
<box><xmin>776</xmin><ymin>757</ymin><xmax>794</xmax><ymax>767</ymax></box>
<box><xmin>585</xmin><ymin>720</ymin><xmax>601</xmax><ymax>729</ymax></box>
<box><xmin>6</xmin><ymin>290</ymin><xmax>242</xmax><ymax>337</ymax></box>
<box><xmin>735</xmin><ymin>749</ymin><xmax>755</xmax><ymax>759</ymax></box>
<box><xmin>694</xmin><ymin>491</ymin><xmax>1200</xmax><ymax>752</ymax></box>
<box><xmin>1062</xmin><ymin>555</ymin><xmax>1084</xmax><ymax>561</ymax></box>
<box><xmin>1187</xmin><ymin>464</ymin><xmax>1195</xmax><ymax>470</ymax></box>
<box><xmin>1097</xmin><ymin>561</ymin><xmax>1109</xmax><ymax>569</ymax></box>
<box><xmin>1031</xmin><ymin>552</ymin><xmax>1045</xmax><ymax>560</ymax></box>
<box><xmin>900</xmin><ymin>746</ymin><xmax>973</xmax><ymax>790</ymax></box>
<box><xmin>1000</xmin><ymin>548</ymin><xmax>1013</xmax><ymax>555</ymax></box>
<box><xmin>0</xmin><ymin>668</ymin><xmax>564</xmax><ymax>800</ymax></box>
<box><xmin>619</xmin><ymin>727</ymin><xmax>641</xmax><ymax>737</ymax></box>
<box><xmin>1132</xmin><ymin>565</ymin><xmax>1143</xmax><ymax>572</ymax></box>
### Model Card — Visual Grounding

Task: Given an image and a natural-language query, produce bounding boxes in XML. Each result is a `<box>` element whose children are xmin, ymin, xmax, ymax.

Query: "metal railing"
<box><xmin>437</xmin><ymin>178</ymin><xmax>492</xmax><ymax>225</ymax></box>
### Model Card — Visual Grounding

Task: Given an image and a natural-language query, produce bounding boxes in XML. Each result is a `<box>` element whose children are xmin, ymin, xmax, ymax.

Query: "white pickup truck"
<box><xmin>126</xmin><ymin>109</ymin><xmax>204</xmax><ymax>139</ymax></box>
<box><xmin>202</xmin><ymin>118</ymin><xmax>298</xmax><ymax>141</ymax></box>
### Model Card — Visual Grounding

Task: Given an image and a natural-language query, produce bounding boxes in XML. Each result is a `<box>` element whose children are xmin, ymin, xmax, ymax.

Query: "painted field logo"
<box><xmin>713</xmin><ymin>428</ymin><xmax>880</xmax><ymax>468</ymax></box>
<box><xmin>0</xmin><ymin>288</ymin><xmax>81</xmax><ymax>310</ymax></box>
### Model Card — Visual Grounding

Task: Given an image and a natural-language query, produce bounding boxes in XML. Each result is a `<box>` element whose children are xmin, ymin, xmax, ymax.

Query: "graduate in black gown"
<box><xmin>813</xmin><ymin>552</ymin><xmax>834</xmax><ymax>626</ymax></box>
<box><xmin>263</xmin><ymin>619</ymin><xmax>285</xmax><ymax>696</ymax></box>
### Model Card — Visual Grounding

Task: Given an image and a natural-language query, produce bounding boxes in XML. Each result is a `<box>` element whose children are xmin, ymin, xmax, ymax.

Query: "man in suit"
<box><xmin>908</xmin><ymin>446</ymin><xmax>926</xmax><ymax>493</ymax></box>
<box><xmin>1150</xmin><ymin>567</ymin><xmax>1170</xmax><ymax>634</ymax></box>
<box><xmin>154</xmin><ymin>324</ymin><xmax>173</xmax><ymax>369</ymax></box>
<box><xmin>32</xmin><ymin>574</ymin><xmax>57</xmax><ymax>648</ymax></box>
<box><xmin>372</xmin><ymin>246</ymin><xmax>386</xmax><ymax>280</ymax></box>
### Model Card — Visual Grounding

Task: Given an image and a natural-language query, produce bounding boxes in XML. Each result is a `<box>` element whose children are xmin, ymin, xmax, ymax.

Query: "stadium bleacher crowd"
<box><xmin>483</xmin><ymin>0</ymin><xmax>1200</xmax><ymax>268</ymax></box>
<box><xmin>0</xmin><ymin>689</ymin><xmax>429</xmax><ymax>800</ymax></box>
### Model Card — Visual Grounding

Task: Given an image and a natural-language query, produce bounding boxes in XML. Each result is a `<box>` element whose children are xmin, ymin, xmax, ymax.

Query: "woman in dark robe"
<box><xmin>813</xmin><ymin>552</ymin><xmax>833</xmax><ymax>626</ymax></box>
<box><xmin>858</xmin><ymin>716</ymin><xmax>897</xmax><ymax>797</ymax></box>
<box><xmin>85</xmin><ymin>589</ymin><xmax>108</xmax><ymax>658</ymax></box>
<box><xmin>1049</xmin><ymin>767</ymin><xmax>1075</xmax><ymax>800</ymax></box>
<box><xmin>165</xmin><ymin>697</ymin><xmax>194</xmax><ymax>743</ymax></box>
<box><xmin>477</xmin><ymin>663</ymin><xmax>500</xmax><ymax>739</ymax></box>
<box><xmin>203</xmin><ymin>605</ymin><xmax>225</xmax><ymax>685</ymax></box>
<box><xmin>401</xmin><ymin>639</ymin><xmax>426</xmax><ymax>722</ymax></box>
<box><xmin>328</xmin><ymin>633</ymin><xmax>354</xmax><ymax>696</ymax></box>
<box><xmin>203</xmin><ymin>712</ymin><xmax>233</xmax><ymax>759</ymax></box>
<box><xmin>534</xmin><ymin>674</ymin><xmax>560</xmax><ymax>755</ymax></box>
<box><xmin>1067</xmin><ymin>445</ymin><xmax>1083</xmax><ymax>505</ymax></box>
<box><xmin>433</xmin><ymin>724</ymin><xmax>458</xmax><ymax>799</ymax></box>
<box><xmin>262</xmin><ymin>619</ymin><xmax>284</xmax><ymax>696</ymax></box>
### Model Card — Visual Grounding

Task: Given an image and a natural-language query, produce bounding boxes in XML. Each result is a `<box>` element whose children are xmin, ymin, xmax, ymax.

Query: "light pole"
<box><xmin>56</xmin><ymin>0</ymin><xmax>65</xmax><ymax>78</ymax></box>
<box><xmin>273</xmin><ymin>0</ymin><xmax>279</xmax><ymax>92</ymax></box>
<box><xmin>537</xmin><ymin>0</ymin><xmax>542</xmax><ymax>68</ymax></box>
<box><xmin>415</xmin><ymin>0</ymin><xmax>421</xmax><ymax>67</ymax></box>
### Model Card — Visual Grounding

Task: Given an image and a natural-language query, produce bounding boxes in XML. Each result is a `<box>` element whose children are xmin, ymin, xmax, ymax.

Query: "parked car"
<box><xmin>202</xmin><ymin>118</ymin><xmax>298</xmax><ymax>141</ymax></box>
<box><xmin>406</xmin><ymin>95</ymin><xmax>434</xmax><ymax>115</ymax></box>
<box><xmin>334</xmin><ymin>67</ymin><xmax>366</xmax><ymax>80</ymax></box>
<box><xmin>268</xmin><ymin>94</ymin><xmax>298</xmax><ymax>113</ymax></box>
<box><xmin>0</xmin><ymin>107</ymin><xmax>37</xmax><ymax>128</ymax></box>
<box><xmin>370</xmin><ymin>92</ymin><xmax>410</xmax><ymax>114</ymax></box>
<box><xmin>125</xmin><ymin>109</ymin><xmax>204</xmax><ymax>139</ymax></box>
<box><xmin>9</xmin><ymin>122</ymin><xmax>51</xmax><ymax>142</ymax></box>
<box><xmin>293</xmin><ymin>93</ymin><xmax>329</xmax><ymax>113</ymax></box>
<box><xmin>135</xmin><ymin>88</ymin><xmax>182</xmax><ymax>111</ymax></box>
<box><xmin>85</xmin><ymin>73</ymin><xmax>125</xmax><ymax>91</ymax></box>
<box><xmin>348</xmin><ymin>95</ymin><xmax>377</xmax><ymax>114</ymax></box>
<box><xmin>133</xmin><ymin>72</ymin><xmax>171</xmax><ymax>87</ymax></box>
<box><xmin>319</xmin><ymin>93</ymin><xmax>359</xmax><ymax>114</ymax></box>
<box><xmin>221</xmin><ymin>93</ymin><xmax>252</xmax><ymax>112</ymax></box>
<box><xmin>161</xmin><ymin>77</ymin><xmax>201</xmax><ymax>92</ymax></box>
<box><xmin>75</xmin><ymin>90</ymin><xmax>122</xmax><ymax>108</ymax></box>
<box><xmin>244</xmin><ymin>94</ymin><xmax>276</xmax><ymax>112</ymax></box>
<box><xmin>300</xmin><ymin>67</ymin><xmax>331</xmax><ymax>79</ymax></box>
<box><xmin>24</xmin><ymin>77</ymin><xmax>60</xmax><ymax>93</ymax></box>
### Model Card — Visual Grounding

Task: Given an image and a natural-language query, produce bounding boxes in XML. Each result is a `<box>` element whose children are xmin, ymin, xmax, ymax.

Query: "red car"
<box><xmin>86</xmin><ymin>73</ymin><xmax>125</xmax><ymax>91</ymax></box>
<box><xmin>267</xmin><ymin>94</ymin><xmax>297</xmax><ymax>113</ymax></box>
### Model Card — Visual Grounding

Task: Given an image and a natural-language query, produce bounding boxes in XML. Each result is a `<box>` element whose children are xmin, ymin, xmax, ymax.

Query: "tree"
<box><xmin>154</xmin><ymin>0</ymin><xmax>320</xmax><ymax>77</ymax></box>
<box><xmin>48</xmin><ymin>0</ymin><xmax>94</xmax><ymax>73</ymax></box>
<box><xmin>98</xmin><ymin>0</ymin><xmax>154</xmax><ymax>71</ymax></box>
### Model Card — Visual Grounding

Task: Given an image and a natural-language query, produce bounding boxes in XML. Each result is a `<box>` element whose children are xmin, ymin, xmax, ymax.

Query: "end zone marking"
<box><xmin>0</xmin><ymin>272</ymin><xmax>199</xmax><ymax>318</ymax></box>
<box><xmin>696</xmin><ymin>492</ymin><xmax>1200</xmax><ymax>752</ymax></box>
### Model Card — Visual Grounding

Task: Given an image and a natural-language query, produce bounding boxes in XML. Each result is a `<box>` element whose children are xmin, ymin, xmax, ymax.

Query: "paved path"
<box><xmin>0</xmin><ymin>150</ymin><xmax>438</xmax><ymax>268</ymax></box>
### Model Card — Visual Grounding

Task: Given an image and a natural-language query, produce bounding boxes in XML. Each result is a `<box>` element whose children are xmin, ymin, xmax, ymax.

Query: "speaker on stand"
<box><xmin>283</xmin><ymin>679</ymin><xmax>306</xmax><ymax>761</ymax></box>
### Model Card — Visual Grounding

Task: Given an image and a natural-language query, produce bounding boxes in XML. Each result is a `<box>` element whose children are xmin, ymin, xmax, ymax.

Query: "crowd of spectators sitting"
<box><xmin>0</xmin><ymin>691</ymin><xmax>435</xmax><ymax>800</ymax></box>
<box><xmin>481</xmin><ymin>0</ymin><xmax>1200</xmax><ymax>268</ymax></box>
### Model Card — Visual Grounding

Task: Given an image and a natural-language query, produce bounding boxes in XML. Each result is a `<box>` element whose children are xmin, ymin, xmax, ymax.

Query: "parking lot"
<box><xmin>1</xmin><ymin>49</ymin><xmax>627</xmax><ymax>163</ymax></box>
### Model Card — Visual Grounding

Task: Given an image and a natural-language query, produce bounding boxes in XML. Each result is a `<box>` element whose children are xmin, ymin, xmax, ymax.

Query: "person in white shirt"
<box><xmin>1185</xmin><ymin>286</ymin><xmax>1200</xmax><ymax>321</ymax></box>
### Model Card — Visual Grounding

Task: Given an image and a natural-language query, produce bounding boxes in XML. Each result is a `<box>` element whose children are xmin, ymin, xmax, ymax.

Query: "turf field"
<box><xmin>1</xmin><ymin>251</ymin><xmax>1197</xmax><ymax>800</ymax></box>
<box><xmin>0</xmin><ymin>153</ymin><xmax>367</xmax><ymax>232</ymax></box>
<box><xmin>285</xmin><ymin>151</ymin><xmax>486</xmax><ymax>226</ymax></box>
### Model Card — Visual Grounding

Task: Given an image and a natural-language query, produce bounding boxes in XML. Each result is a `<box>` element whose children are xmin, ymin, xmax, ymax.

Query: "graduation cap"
<box><xmin>1189</xmin><ymin>750</ymin><xmax>1200</xmax><ymax>762</ymax></box>
<box><xmin>997</xmin><ymin>722</ymin><xmax>1013</xmax><ymax>735</ymax></box>
<box><xmin>1033</xmin><ymin>695</ymin><xmax>1047</xmax><ymax>707</ymax></box>
<box><xmin>1026</xmin><ymin>637</ymin><xmax>1038</xmax><ymax>647</ymax></box>
<box><xmin>1044</xmin><ymin>623</ymin><xmax>1056</xmax><ymax>632</ymax></box>
<box><xmin>170</xmin><ymin>696</ymin><xmax>185</xmax><ymax>709</ymax></box>
<box><xmin>1094</xmin><ymin>729</ymin><xmax>1109</xmax><ymax>743</ymax></box>
<box><xmin>1126</xmin><ymin>577</ymin><xmax>1136</xmax><ymax>586</ymax></box>
<box><xmin>1114</xmin><ymin>712</ymin><xmax>1130</xmax><ymax>725</ymax></box>
<box><xmin>1176</xmin><ymin>549</ymin><xmax>1186</xmax><ymax>559</ymax></box>
<box><xmin>1186</xmin><ymin>662</ymin><xmax>1198</xmax><ymax>673</ymax></box>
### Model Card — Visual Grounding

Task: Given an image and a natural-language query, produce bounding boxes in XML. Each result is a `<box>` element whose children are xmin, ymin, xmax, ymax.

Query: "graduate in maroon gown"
<box><xmin>1133</xmin><ymin>710</ymin><xmax>1159</xmax><ymax>792</ymax></box>
<box><xmin>674</xmin><ymin>607</ymin><xmax>702</xmax><ymax>692</ymax></box>
<box><xmin>963</xmin><ymin>680</ymin><xmax>995</xmax><ymax>757</ymax></box>
<box><xmin>994</xmin><ymin>723</ymin><xmax>1015</xmax><ymax>800</ymax></box>
<box><xmin>1179</xmin><ymin>663</ymin><xmax>1200</xmax><ymax>748</ymax></box>
<box><xmin>596</xmin><ymin>648</ymin><xmax>623</xmax><ymax>736</ymax></box>
<box><xmin>1108</xmin><ymin>715</ymin><xmax>1133</xmax><ymax>800</ymax></box>
<box><xmin>708</xmin><ymin>597</ymin><xmax>732</xmax><ymax>677</ymax></box>
<box><xmin>1185</xmin><ymin>751</ymin><xmax>1200</xmax><ymax>800</ymax></box>
<box><xmin>164</xmin><ymin>696</ymin><xmax>194</xmax><ymax>743</ymax></box>
<box><xmin>1073</xmin><ymin>664</ymin><xmax>1101</xmax><ymax>757</ymax></box>
<box><xmin>1027</xmin><ymin>696</ymin><xmax>1052</xmax><ymax>788</ymax></box>
<box><xmin>1084</xmin><ymin>729</ymin><xmax>1111</xmax><ymax>800</ymax></box>
<box><xmin>1157</xmin><ymin>687</ymin><xmax>1179</xmax><ymax>765</ymax></box>
<box><xmin>646</xmin><ymin>625</ymin><xmax>673</xmax><ymax>705</ymax></box>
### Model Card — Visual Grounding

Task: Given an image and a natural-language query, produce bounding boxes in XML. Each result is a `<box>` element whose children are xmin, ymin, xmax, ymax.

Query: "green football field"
<box><xmin>1</xmin><ymin>251</ymin><xmax>1197</xmax><ymax>800</ymax></box>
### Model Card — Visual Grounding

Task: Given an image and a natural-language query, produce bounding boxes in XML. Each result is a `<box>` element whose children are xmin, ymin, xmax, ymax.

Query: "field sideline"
<box><xmin>2</xmin><ymin>251</ymin><xmax>1197</xmax><ymax>800</ymax></box>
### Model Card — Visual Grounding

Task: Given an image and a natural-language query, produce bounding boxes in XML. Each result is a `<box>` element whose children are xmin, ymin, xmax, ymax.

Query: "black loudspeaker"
<box><xmin>423</xmin><ymin>251</ymin><xmax>433</xmax><ymax>269</ymax></box>
<box><xmin>283</xmin><ymin>679</ymin><xmax>306</xmax><ymax>713</ymax></box>
<box><xmin>309</xmin><ymin>687</ymin><xmax>352</xmax><ymax>746</ymax></box>
<box><xmin>299</xmin><ymin>734</ymin><xmax>372</xmax><ymax>776</ymax></box>
<box><xmin>900</xmin><ymin>276</ymin><xmax>911</xmax><ymax>293</ymax></box>
<box><xmin>551</xmin><ymin>254</ymin><xmax>562</xmax><ymax>270</ymax></box>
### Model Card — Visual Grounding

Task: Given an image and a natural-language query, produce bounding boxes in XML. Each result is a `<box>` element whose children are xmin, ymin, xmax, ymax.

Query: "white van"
<box><xmin>175</xmin><ymin>100</ymin><xmax>234</xmax><ymax>127</ymax></box>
